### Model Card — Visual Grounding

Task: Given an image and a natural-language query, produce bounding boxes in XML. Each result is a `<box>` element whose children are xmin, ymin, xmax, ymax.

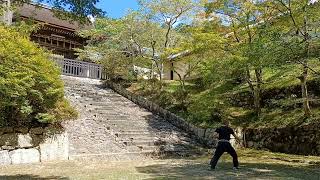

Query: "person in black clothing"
<box><xmin>210</xmin><ymin>120</ymin><xmax>241</xmax><ymax>170</ymax></box>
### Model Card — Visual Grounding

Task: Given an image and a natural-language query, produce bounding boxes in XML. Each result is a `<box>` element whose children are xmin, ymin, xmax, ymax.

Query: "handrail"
<box><xmin>51</xmin><ymin>56</ymin><xmax>107</xmax><ymax>79</ymax></box>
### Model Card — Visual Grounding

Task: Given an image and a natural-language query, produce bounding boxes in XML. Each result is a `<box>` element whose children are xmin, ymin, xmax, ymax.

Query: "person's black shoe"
<box><xmin>233</xmin><ymin>167</ymin><xmax>239</xmax><ymax>171</ymax></box>
<box><xmin>208</xmin><ymin>167</ymin><xmax>215</xmax><ymax>171</ymax></box>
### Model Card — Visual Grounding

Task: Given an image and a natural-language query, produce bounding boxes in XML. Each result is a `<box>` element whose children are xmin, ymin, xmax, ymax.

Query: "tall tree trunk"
<box><xmin>150</xmin><ymin>62</ymin><xmax>154</xmax><ymax>79</ymax></box>
<box><xmin>299</xmin><ymin>63</ymin><xmax>311</xmax><ymax>117</ymax></box>
<box><xmin>300</xmin><ymin>4</ymin><xmax>311</xmax><ymax>117</ymax></box>
<box><xmin>245</xmin><ymin>66</ymin><xmax>255</xmax><ymax>107</ymax></box>
<box><xmin>254</xmin><ymin>68</ymin><xmax>262</xmax><ymax>116</ymax></box>
<box><xmin>245</xmin><ymin>67</ymin><xmax>254</xmax><ymax>92</ymax></box>
<box><xmin>246</xmin><ymin>66</ymin><xmax>262</xmax><ymax>116</ymax></box>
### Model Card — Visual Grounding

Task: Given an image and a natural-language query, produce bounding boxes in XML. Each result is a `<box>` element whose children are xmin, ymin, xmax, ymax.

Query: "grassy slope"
<box><xmin>128</xmin><ymin>60</ymin><xmax>320</xmax><ymax>129</ymax></box>
<box><xmin>1</xmin><ymin>149</ymin><xmax>319</xmax><ymax>179</ymax></box>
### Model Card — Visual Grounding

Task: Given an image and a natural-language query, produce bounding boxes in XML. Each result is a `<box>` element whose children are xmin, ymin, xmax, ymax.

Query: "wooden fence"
<box><xmin>52</xmin><ymin>57</ymin><xmax>107</xmax><ymax>79</ymax></box>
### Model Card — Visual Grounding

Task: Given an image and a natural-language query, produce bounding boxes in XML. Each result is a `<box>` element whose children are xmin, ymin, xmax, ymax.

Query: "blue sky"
<box><xmin>97</xmin><ymin>0</ymin><xmax>139</xmax><ymax>19</ymax></box>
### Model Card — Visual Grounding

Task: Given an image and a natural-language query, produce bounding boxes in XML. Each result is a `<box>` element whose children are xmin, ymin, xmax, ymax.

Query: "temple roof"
<box><xmin>16</xmin><ymin>3</ymin><xmax>89</xmax><ymax>31</ymax></box>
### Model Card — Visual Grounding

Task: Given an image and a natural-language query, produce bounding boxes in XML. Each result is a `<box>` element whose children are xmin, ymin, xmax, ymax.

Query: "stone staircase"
<box><xmin>62</xmin><ymin>76</ymin><xmax>202</xmax><ymax>161</ymax></box>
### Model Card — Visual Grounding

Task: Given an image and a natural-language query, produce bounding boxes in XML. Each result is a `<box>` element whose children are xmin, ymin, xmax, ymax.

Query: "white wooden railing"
<box><xmin>51</xmin><ymin>56</ymin><xmax>107</xmax><ymax>79</ymax></box>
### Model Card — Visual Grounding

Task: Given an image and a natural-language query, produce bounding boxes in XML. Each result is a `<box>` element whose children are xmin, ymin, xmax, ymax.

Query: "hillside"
<box><xmin>127</xmin><ymin>59</ymin><xmax>320</xmax><ymax>129</ymax></box>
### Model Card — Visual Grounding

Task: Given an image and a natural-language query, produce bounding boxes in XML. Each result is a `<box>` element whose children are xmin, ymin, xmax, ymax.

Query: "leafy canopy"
<box><xmin>0</xmin><ymin>25</ymin><xmax>76</xmax><ymax>127</ymax></box>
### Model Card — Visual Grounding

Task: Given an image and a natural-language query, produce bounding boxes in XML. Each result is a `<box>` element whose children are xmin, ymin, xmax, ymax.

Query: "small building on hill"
<box><xmin>164</xmin><ymin>51</ymin><xmax>195</xmax><ymax>81</ymax></box>
<box><xmin>13</xmin><ymin>3</ymin><xmax>88</xmax><ymax>59</ymax></box>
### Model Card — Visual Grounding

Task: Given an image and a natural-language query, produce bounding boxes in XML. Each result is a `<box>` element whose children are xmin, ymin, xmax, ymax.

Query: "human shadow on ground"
<box><xmin>0</xmin><ymin>174</ymin><xmax>69</xmax><ymax>180</ymax></box>
<box><xmin>135</xmin><ymin>161</ymin><xmax>320</xmax><ymax>179</ymax></box>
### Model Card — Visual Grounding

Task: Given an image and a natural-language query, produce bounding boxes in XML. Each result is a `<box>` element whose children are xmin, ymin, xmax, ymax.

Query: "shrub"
<box><xmin>0</xmin><ymin>26</ymin><xmax>76</xmax><ymax>127</ymax></box>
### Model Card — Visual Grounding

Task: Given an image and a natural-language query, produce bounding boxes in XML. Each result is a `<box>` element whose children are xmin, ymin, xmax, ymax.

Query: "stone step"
<box><xmin>93</xmin><ymin>106</ymin><xmax>116</xmax><ymax>110</ymax></box>
<box><xmin>105</xmin><ymin>120</ymin><xmax>150</xmax><ymax>125</ymax></box>
<box><xmin>120</xmin><ymin>140</ymin><xmax>156</xmax><ymax>146</ymax></box>
<box><xmin>114</xmin><ymin>132</ymin><xmax>155</xmax><ymax>139</ymax></box>
<box><xmin>116</xmin><ymin>136</ymin><xmax>157</xmax><ymax>143</ymax></box>
<box><xmin>125</xmin><ymin>145</ymin><xmax>161</xmax><ymax>152</ymax></box>
<box><xmin>108</xmin><ymin>124</ymin><xmax>155</xmax><ymax>130</ymax></box>
<box><xmin>103</xmin><ymin>117</ymin><xmax>134</xmax><ymax>121</ymax></box>
<box><xmin>69</xmin><ymin>151</ymin><xmax>153</xmax><ymax>161</ymax></box>
<box><xmin>63</xmin><ymin>76</ymin><xmax>202</xmax><ymax>161</ymax></box>
<box><xmin>126</xmin><ymin>145</ymin><xmax>201</xmax><ymax>157</ymax></box>
<box><xmin>93</xmin><ymin>110</ymin><xmax>127</xmax><ymax>115</ymax></box>
<box><xmin>125</xmin><ymin>145</ymin><xmax>151</xmax><ymax>152</ymax></box>
<box><xmin>93</xmin><ymin>111</ymin><xmax>126</xmax><ymax>116</ymax></box>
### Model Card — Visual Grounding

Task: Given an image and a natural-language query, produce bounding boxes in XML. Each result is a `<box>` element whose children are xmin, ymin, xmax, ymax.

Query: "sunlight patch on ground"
<box><xmin>0</xmin><ymin>149</ymin><xmax>320</xmax><ymax>179</ymax></box>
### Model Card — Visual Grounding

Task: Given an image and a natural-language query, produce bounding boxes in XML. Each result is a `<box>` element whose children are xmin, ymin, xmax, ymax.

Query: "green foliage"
<box><xmin>47</xmin><ymin>98</ymin><xmax>78</xmax><ymax>123</ymax></box>
<box><xmin>0</xmin><ymin>0</ymin><xmax>104</xmax><ymax>24</ymax></box>
<box><xmin>78</xmin><ymin>0</ymin><xmax>199</xmax><ymax>82</ymax></box>
<box><xmin>77</xmin><ymin>0</ymin><xmax>320</xmax><ymax>128</ymax></box>
<box><xmin>0</xmin><ymin>25</ymin><xmax>76</xmax><ymax>127</ymax></box>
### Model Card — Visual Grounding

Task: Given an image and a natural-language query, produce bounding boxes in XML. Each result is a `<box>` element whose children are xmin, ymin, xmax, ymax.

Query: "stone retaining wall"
<box><xmin>0</xmin><ymin>127</ymin><xmax>69</xmax><ymax>165</ymax></box>
<box><xmin>105</xmin><ymin>82</ymin><xmax>242</xmax><ymax>148</ymax></box>
<box><xmin>244</xmin><ymin>123</ymin><xmax>320</xmax><ymax>155</ymax></box>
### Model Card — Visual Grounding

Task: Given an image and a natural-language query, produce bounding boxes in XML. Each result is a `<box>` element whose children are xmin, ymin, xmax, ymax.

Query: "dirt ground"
<box><xmin>0</xmin><ymin>149</ymin><xmax>320</xmax><ymax>180</ymax></box>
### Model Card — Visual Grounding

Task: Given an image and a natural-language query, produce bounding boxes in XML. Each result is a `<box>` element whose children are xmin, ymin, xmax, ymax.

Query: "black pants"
<box><xmin>210</xmin><ymin>141</ymin><xmax>239</xmax><ymax>168</ymax></box>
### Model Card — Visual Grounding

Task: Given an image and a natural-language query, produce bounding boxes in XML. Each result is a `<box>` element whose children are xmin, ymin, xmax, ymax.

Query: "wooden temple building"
<box><xmin>13</xmin><ymin>3</ymin><xmax>88</xmax><ymax>59</ymax></box>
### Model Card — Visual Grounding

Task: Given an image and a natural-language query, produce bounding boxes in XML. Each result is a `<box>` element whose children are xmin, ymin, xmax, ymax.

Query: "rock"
<box><xmin>17</xmin><ymin>134</ymin><xmax>33</xmax><ymax>148</ymax></box>
<box><xmin>0</xmin><ymin>134</ymin><xmax>18</xmax><ymax>147</ymax></box>
<box><xmin>0</xmin><ymin>150</ymin><xmax>11</xmax><ymax>165</ymax></box>
<box><xmin>1</xmin><ymin>145</ymin><xmax>15</xmax><ymax>150</ymax></box>
<box><xmin>317</xmin><ymin>145</ymin><xmax>320</xmax><ymax>153</ymax></box>
<box><xmin>204</xmin><ymin>129</ymin><xmax>213</xmax><ymax>140</ymax></box>
<box><xmin>0</xmin><ymin>128</ymin><xmax>4</xmax><ymax>136</ymax></box>
<box><xmin>9</xmin><ymin>149</ymin><xmax>40</xmax><ymax>164</ymax></box>
<box><xmin>40</xmin><ymin>132</ymin><xmax>69</xmax><ymax>162</ymax></box>
<box><xmin>15</xmin><ymin>127</ymin><xmax>29</xmax><ymax>134</ymax></box>
<box><xmin>196</xmin><ymin>128</ymin><xmax>206</xmax><ymax>139</ymax></box>
<box><xmin>2</xmin><ymin>127</ymin><xmax>14</xmax><ymax>134</ymax></box>
<box><xmin>30</xmin><ymin>134</ymin><xmax>43</xmax><ymax>146</ymax></box>
<box><xmin>164</xmin><ymin>144</ymin><xmax>175</xmax><ymax>152</ymax></box>
<box><xmin>204</xmin><ymin>129</ymin><xmax>216</xmax><ymax>147</ymax></box>
<box><xmin>189</xmin><ymin>124</ymin><xmax>197</xmax><ymax>135</ymax></box>
<box><xmin>247</xmin><ymin>141</ymin><xmax>254</xmax><ymax>148</ymax></box>
<box><xmin>30</xmin><ymin>127</ymin><xmax>44</xmax><ymax>135</ymax></box>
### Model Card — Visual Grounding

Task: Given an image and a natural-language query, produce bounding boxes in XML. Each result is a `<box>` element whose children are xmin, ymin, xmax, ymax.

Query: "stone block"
<box><xmin>0</xmin><ymin>128</ymin><xmax>4</xmax><ymax>136</ymax></box>
<box><xmin>9</xmin><ymin>149</ymin><xmax>40</xmax><ymax>164</ymax></box>
<box><xmin>30</xmin><ymin>127</ymin><xmax>44</xmax><ymax>135</ymax></box>
<box><xmin>177</xmin><ymin>118</ymin><xmax>187</xmax><ymax>130</ymax></box>
<box><xmin>17</xmin><ymin>134</ymin><xmax>33</xmax><ymax>148</ymax></box>
<box><xmin>204</xmin><ymin>128</ymin><xmax>215</xmax><ymax>141</ymax></box>
<box><xmin>30</xmin><ymin>134</ymin><xmax>43</xmax><ymax>147</ymax></box>
<box><xmin>2</xmin><ymin>127</ymin><xmax>14</xmax><ymax>134</ymax></box>
<box><xmin>1</xmin><ymin>146</ymin><xmax>15</xmax><ymax>150</ymax></box>
<box><xmin>189</xmin><ymin>124</ymin><xmax>197</xmax><ymax>135</ymax></box>
<box><xmin>0</xmin><ymin>134</ymin><xmax>18</xmax><ymax>147</ymax></box>
<box><xmin>0</xmin><ymin>150</ymin><xmax>11</xmax><ymax>165</ymax></box>
<box><xmin>196</xmin><ymin>128</ymin><xmax>206</xmax><ymax>139</ymax></box>
<box><xmin>15</xmin><ymin>127</ymin><xmax>29</xmax><ymax>134</ymax></box>
<box><xmin>247</xmin><ymin>141</ymin><xmax>254</xmax><ymax>148</ymax></box>
<box><xmin>40</xmin><ymin>132</ymin><xmax>69</xmax><ymax>162</ymax></box>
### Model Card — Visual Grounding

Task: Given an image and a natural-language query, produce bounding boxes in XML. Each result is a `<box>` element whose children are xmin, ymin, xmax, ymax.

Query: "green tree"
<box><xmin>166</xmin><ymin>23</ymin><xmax>226</xmax><ymax>110</ymax></box>
<box><xmin>0</xmin><ymin>25</ymin><xmax>76</xmax><ymax>127</ymax></box>
<box><xmin>265</xmin><ymin>0</ymin><xmax>320</xmax><ymax>117</ymax></box>
<box><xmin>205</xmin><ymin>0</ymin><xmax>277</xmax><ymax>116</ymax></box>
<box><xmin>77</xmin><ymin>9</ymin><xmax>183</xmax><ymax>82</ymax></box>
<box><xmin>1</xmin><ymin>0</ymin><xmax>103</xmax><ymax>24</ymax></box>
<box><xmin>77</xmin><ymin>18</ymin><xmax>133</xmax><ymax>80</ymax></box>
<box><xmin>138</xmin><ymin>0</ymin><xmax>199</xmax><ymax>82</ymax></box>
